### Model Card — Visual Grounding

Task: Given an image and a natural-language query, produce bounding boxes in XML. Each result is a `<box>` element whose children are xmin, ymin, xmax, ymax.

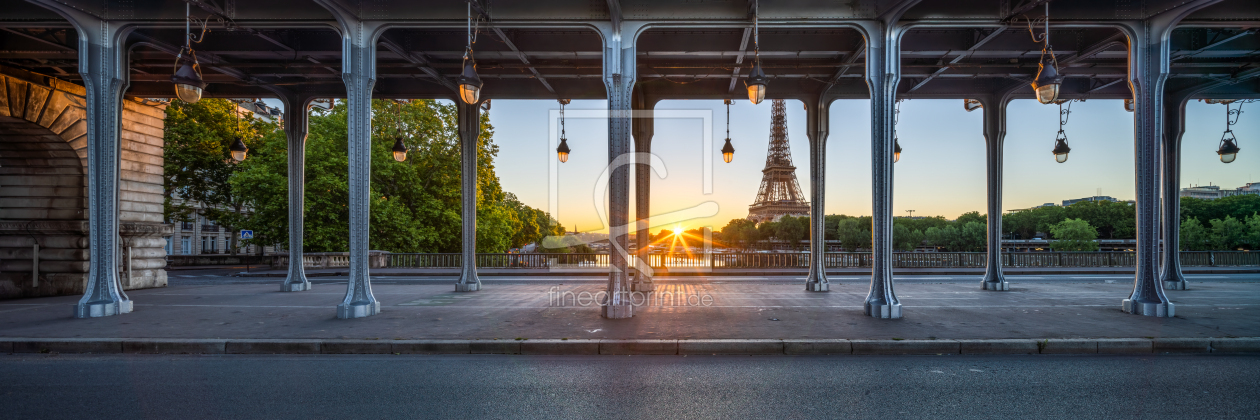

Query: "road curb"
<box><xmin>4</xmin><ymin>337</ymin><xmax>1259</xmax><ymax>356</ymax></box>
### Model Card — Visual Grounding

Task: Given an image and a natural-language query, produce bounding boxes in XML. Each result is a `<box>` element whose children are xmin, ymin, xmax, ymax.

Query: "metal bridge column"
<box><xmin>805</xmin><ymin>95</ymin><xmax>831</xmax><ymax>292</ymax></box>
<box><xmin>277</xmin><ymin>93</ymin><xmax>315</xmax><ymax>292</ymax></box>
<box><xmin>980</xmin><ymin>94</ymin><xmax>1012</xmax><ymax>291</ymax></box>
<box><xmin>1159</xmin><ymin>90</ymin><xmax>1195</xmax><ymax>291</ymax></box>
<box><xmin>599</xmin><ymin>21</ymin><xmax>643</xmax><ymax>318</ymax></box>
<box><xmin>318</xmin><ymin>0</ymin><xmax>382</xmax><ymax>318</ymax></box>
<box><xmin>1121</xmin><ymin>0</ymin><xmax>1220</xmax><ymax>316</ymax></box>
<box><xmin>632</xmin><ymin>90</ymin><xmax>657</xmax><ymax>292</ymax></box>
<box><xmin>455</xmin><ymin>101</ymin><xmax>483</xmax><ymax>292</ymax></box>
<box><xmin>860</xmin><ymin>7</ymin><xmax>916</xmax><ymax>318</ymax></box>
<box><xmin>31</xmin><ymin>1</ymin><xmax>134</xmax><ymax>317</ymax></box>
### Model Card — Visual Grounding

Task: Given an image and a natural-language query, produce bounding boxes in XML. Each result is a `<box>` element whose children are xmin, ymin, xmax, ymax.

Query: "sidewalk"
<box><xmin>228</xmin><ymin>266</ymin><xmax>1260</xmax><ymax>277</ymax></box>
<box><xmin>2</xmin><ymin>280</ymin><xmax>1259</xmax><ymax>356</ymax></box>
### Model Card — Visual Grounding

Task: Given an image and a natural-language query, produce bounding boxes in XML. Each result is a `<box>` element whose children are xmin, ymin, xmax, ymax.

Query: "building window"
<box><xmin>181</xmin><ymin>237</ymin><xmax>191</xmax><ymax>255</ymax></box>
<box><xmin>164</xmin><ymin>237</ymin><xmax>172</xmax><ymax>255</ymax></box>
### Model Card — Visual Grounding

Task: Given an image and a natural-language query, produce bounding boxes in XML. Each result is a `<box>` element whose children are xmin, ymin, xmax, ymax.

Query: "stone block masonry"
<box><xmin>0</xmin><ymin>65</ymin><xmax>171</xmax><ymax>299</ymax></box>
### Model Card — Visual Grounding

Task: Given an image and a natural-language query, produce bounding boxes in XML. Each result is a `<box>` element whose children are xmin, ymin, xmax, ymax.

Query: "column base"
<box><xmin>1122</xmin><ymin>299</ymin><xmax>1175</xmax><ymax>317</ymax></box>
<box><xmin>455</xmin><ymin>282</ymin><xmax>481</xmax><ymax>292</ymax></box>
<box><xmin>336</xmin><ymin>301</ymin><xmax>381</xmax><ymax>319</ymax></box>
<box><xmin>74</xmin><ymin>299</ymin><xmax>133</xmax><ymax>318</ymax></box>
<box><xmin>603</xmin><ymin>304</ymin><xmax>634</xmax><ymax>319</ymax></box>
<box><xmin>805</xmin><ymin>282</ymin><xmax>829</xmax><ymax>292</ymax></box>
<box><xmin>632</xmin><ymin>280</ymin><xmax>655</xmax><ymax>292</ymax></box>
<box><xmin>981</xmin><ymin>281</ymin><xmax>1009</xmax><ymax>291</ymax></box>
<box><xmin>281</xmin><ymin>281</ymin><xmax>312</xmax><ymax>292</ymax></box>
<box><xmin>864</xmin><ymin>302</ymin><xmax>902</xmax><ymax>319</ymax></box>
<box><xmin>1163</xmin><ymin>280</ymin><xmax>1187</xmax><ymax>291</ymax></box>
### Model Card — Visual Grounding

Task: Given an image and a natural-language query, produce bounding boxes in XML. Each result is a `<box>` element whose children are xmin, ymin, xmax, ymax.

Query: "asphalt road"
<box><xmin>168</xmin><ymin>269</ymin><xmax>1260</xmax><ymax>286</ymax></box>
<box><xmin>1</xmin><ymin>354</ymin><xmax>1256</xmax><ymax>419</ymax></box>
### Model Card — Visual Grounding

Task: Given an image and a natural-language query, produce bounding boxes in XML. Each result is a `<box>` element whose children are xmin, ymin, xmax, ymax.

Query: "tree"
<box><xmin>956</xmin><ymin>211</ymin><xmax>985</xmax><ymax>226</ymax></box>
<box><xmin>893</xmin><ymin>225</ymin><xmax>924</xmax><ymax>251</ymax></box>
<box><xmin>229</xmin><ymin>99</ymin><xmax>520</xmax><ymax>253</ymax></box>
<box><xmin>1048</xmin><ymin>218</ymin><xmax>1099</xmax><ymax>251</ymax></box>
<box><xmin>1245</xmin><ymin>213</ymin><xmax>1260</xmax><ymax>250</ymax></box>
<box><xmin>1210</xmin><ymin>215</ymin><xmax>1246</xmax><ymax>250</ymax></box>
<box><xmin>720</xmin><ymin>218</ymin><xmax>757</xmax><ymax>249</ymax></box>
<box><xmin>959</xmin><ymin>221</ymin><xmax>986</xmax><ymax>252</ymax></box>
<box><xmin>776</xmin><ymin>216</ymin><xmax>808</xmax><ymax>250</ymax></box>
<box><xmin>835</xmin><ymin>218</ymin><xmax>870</xmax><ymax>251</ymax></box>
<box><xmin>164</xmin><ymin>99</ymin><xmax>271</xmax><ymax>254</ymax></box>
<box><xmin>1179</xmin><ymin>217</ymin><xmax>1210</xmax><ymax>251</ymax></box>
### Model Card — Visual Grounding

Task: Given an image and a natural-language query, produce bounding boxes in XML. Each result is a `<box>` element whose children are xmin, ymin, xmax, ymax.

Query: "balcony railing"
<box><xmin>201</xmin><ymin>225</ymin><xmax>219</xmax><ymax>233</ymax></box>
<box><xmin>375</xmin><ymin>251</ymin><xmax>1258</xmax><ymax>269</ymax></box>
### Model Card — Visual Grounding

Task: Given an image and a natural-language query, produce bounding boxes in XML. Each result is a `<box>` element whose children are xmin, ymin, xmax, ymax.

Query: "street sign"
<box><xmin>240</xmin><ymin>230</ymin><xmax>254</xmax><ymax>240</ymax></box>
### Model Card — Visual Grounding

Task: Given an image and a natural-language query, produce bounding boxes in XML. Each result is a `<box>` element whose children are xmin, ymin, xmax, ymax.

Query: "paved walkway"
<box><xmin>1</xmin><ymin>279</ymin><xmax>1258</xmax><ymax>341</ymax></box>
<box><xmin>222</xmin><ymin>266</ymin><xmax>1260</xmax><ymax>277</ymax></box>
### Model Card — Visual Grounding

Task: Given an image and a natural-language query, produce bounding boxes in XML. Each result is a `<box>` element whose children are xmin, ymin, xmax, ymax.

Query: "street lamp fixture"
<box><xmin>1213</xmin><ymin>99</ymin><xmax>1247</xmax><ymax>163</ymax></box>
<box><xmin>893</xmin><ymin>99</ymin><xmax>903</xmax><ymax>163</ymax></box>
<box><xmin>1052</xmin><ymin>100</ymin><xmax>1073</xmax><ymax>163</ymax></box>
<box><xmin>722</xmin><ymin>99</ymin><xmax>735</xmax><ymax>163</ymax></box>
<box><xmin>392</xmin><ymin>136</ymin><xmax>408</xmax><ymax>162</ymax></box>
<box><xmin>172</xmin><ymin>3</ymin><xmax>208</xmax><ymax>103</ymax></box>
<box><xmin>894</xmin><ymin>139</ymin><xmax>903</xmax><ymax>163</ymax></box>
<box><xmin>458</xmin><ymin>3</ymin><xmax>483</xmax><ymax>104</ymax></box>
<box><xmin>745</xmin><ymin>0</ymin><xmax>767</xmax><ymax>104</ymax></box>
<box><xmin>229</xmin><ymin>137</ymin><xmax>248</xmax><ymax>163</ymax></box>
<box><xmin>557</xmin><ymin>99</ymin><xmax>571</xmax><ymax>163</ymax></box>
<box><xmin>1027</xmin><ymin>3</ymin><xmax>1062</xmax><ymax>104</ymax></box>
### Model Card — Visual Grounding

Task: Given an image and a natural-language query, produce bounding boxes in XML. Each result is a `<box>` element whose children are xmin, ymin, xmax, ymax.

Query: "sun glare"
<box><xmin>672</xmin><ymin>225</ymin><xmax>684</xmax><ymax>236</ymax></box>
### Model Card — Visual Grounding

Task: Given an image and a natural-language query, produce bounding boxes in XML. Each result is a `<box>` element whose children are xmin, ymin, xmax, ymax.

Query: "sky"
<box><xmin>486</xmin><ymin>98</ymin><xmax>1258</xmax><ymax>235</ymax></box>
<box><xmin>265</xmin><ymin>96</ymin><xmax>1257</xmax><ymax>235</ymax></box>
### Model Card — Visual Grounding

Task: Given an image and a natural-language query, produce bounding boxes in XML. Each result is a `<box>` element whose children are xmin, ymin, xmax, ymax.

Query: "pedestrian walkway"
<box><xmin>225</xmin><ymin>266</ymin><xmax>1260</xmax><ymax>277</ymax></box>
<box><xmin>2</xmin><ymin>280</ymin><xmax>1257</xmax><ymax>341</ymax></box>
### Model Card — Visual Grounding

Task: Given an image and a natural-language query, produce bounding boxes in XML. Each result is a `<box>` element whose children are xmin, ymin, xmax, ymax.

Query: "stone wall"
<box><xmin>0</xmin><ymin>65</ymin><xmax>170</xmax><ymax>299</ymax></box>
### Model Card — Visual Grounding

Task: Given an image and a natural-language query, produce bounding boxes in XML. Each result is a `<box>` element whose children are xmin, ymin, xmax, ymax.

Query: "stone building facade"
<box><xmin>0</xmin><ymin>65</ymin><xmax>170</xmax><ymax>299</ymax></box>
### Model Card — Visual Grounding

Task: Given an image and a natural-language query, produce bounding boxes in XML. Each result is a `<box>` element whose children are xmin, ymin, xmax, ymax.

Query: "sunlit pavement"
<box><xmin>2</xmin><ymin>353</ymin><xmax>1258</xmax><ymax>419</ymax></box>
<box><xmin>2</xmin><ymin>275</ymin><xmax>1258</xmax><ymax>340</ymax></box>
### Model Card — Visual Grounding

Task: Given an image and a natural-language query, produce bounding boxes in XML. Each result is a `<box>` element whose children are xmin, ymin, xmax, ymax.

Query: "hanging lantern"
<box><xmin>556</xmin><ymin>138</ymin><xmax>571</xmax><ymax>163</ymax></box>
<box><xmin>1217</xmin><ymin>134</ymin><xmax>1240</xmax><ymax>164</ymax></box>
<box><xmin>392</xmin><ymin>136</ymin><xmax>408</xmax><ymax>162</ymax></box>
<box><xmin>229</xmin><ymin>137</ymin><xmax>248</xmax><ymax>163</ymax></box>
<box><xmin>172</xmin><ymin>4</ymin><xmax>208</xmax><ymax>103</ymax></box>
<box><xmin>1027</xmin><ymin>3</ymin><xmax>1062</xmax><ymax>105</ymax></box>
<box><xmin>1052</xmin><ymin>136</ymin><xmax>1071</xmax><ymax>163</ymax></box>
<box><xmin>893</xmin><ymin>138</ymin><xmax>903</xmax><ymax>163</ymax></box>
<box><xmin>746</xmin><ymin>61</ymin><xmax>767</xmax><ymax>105</ymax></box>
<box><xmin>721</xmin><ymin>138</ymin><xmax>735</xmax><ymax>163</ymax></box>
<box><xmin>458</xmin><ymin>57</ymin><xmax>482</xmax><ymax>104</ymax></box>
<box><xmin>1031</xmin><ymin>56</ymin><xmax>1062</xmax><ymax>104</ymax></box>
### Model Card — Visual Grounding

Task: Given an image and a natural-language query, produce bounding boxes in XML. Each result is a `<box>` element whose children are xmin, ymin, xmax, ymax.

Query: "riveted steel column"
<box><xmin>599</xmin><ymin>21</ymin><xmax>641</xmax><ymax>319</ymax></box>
<box><xmin>805</xmin><ymin>96</ymin><xmax>830</xmax><ymax>292</ymax></box>
<box><xmin>279</xmin><ymin>93</ymin><xmax>314</xmax><ymax>292</ymax></box>
<box><xmin>319</xmin><ymin>2</ymin><xmax>383</xmax><ymax>318</ymax></box>
<box><xmin>31</xmin><ymin>1</ymin><xmax>134</xmax><ymax>318</ymax></box>
<box><xmin>1160</xmin><ymin>90</ymin><xmax>1193</xmax><ymax>291</ymax></box>
<box><xmin>455</xmin><ymin>101</ymin><xmax>482</xmax><ymax>292</ymax></box>
<box><xmin>631</xmin><ymin>90</ymin><xmax>656</xmax><ymax>292</ymax></box>
<box><xmin>980</xmin><ymin>94</ymin><xmax>1011</xmax><ymax>291</ymax></box>
<box><xmin>1121</xmin><ymin>1</ymin><xmax>1219</xmax><ymax>316</ymax></box>
<box><xmin>860</xmin><ymin>18</ymin><xmax>908</xmax><ymax>319</ymax></box>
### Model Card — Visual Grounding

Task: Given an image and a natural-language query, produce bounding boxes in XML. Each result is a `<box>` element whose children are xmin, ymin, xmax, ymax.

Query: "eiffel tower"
<box><xmin>747</xmin><ymin>99</ymin><xmax>810</xmax><ymax>223</ymax></box>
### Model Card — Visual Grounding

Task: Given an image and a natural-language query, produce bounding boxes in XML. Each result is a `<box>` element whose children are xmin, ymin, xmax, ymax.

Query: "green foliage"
<box><xmin>222</xmin><ymin>99</ymin><xmax>545</xmax><ymax>253</ymax></box>
<box><xmin>893</xmin><ymin>224</ymin><xmax>925</xmax><ymax>251</ymax></box>
<box><xmin>1003</xmin><ymin>200</ymin><xmax>1134</xmax><ymax>240</ymax></box>
<box><xmin>1246</xmin><ymin>214</ymin><xmax>1260</xmax><ymax>250</ymax></box>
<box><xmin>163</xmin><ymin>99</ymin><xmax>271</xmax><ymax>253</ymax></box>
<box><xmin>1210</xmin><ymin>216</ymin><xmax>1247</xmax><ymax>250</ymax></box>
<box><xmin>775</xmin><ymin>216</ymin><xmax>808</xmax><ymax>250</ymax></box>
<box><xmin>834</xmin><ymin>218</ymin><xmax>870</xmax><ymax>251</ymax></box>
<box><xmin>1181</xmin><ymin>195</ymin><xmax>1260</xmax><ymax>225</ymax></box>
<box><xmin>720</xmin><ymin>218</ymin><xmax>758</xmax><ymax>248</ymax></box>
<box><xmin>1179</xmin><ymin>217</ymin><xmax>1210</xmax><ymax>251</ymax></box>
<box><xmin>1048</xmin><ymin>218</ymin><xmax>1100</xmax><ymax>251</ymax></box>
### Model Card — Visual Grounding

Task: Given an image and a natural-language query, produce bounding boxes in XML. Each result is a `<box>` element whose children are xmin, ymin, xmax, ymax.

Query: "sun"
<box><xmin>672</xmin><ymin>224</ymin><xmax>684</xmax><ymax>236</ymax></box>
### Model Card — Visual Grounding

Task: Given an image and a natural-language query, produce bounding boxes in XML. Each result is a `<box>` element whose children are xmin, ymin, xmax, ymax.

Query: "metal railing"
<box><xmin>379</xmin><ymin>251</ymin><xmax>1258</xmax><ymax>269</ymax></box>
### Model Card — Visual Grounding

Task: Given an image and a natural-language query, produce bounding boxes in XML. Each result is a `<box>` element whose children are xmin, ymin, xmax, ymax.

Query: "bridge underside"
<box><xmin>0</xmin><ymin>0</ymin><xmax>1256</xmax><ymax>319</ymax></box>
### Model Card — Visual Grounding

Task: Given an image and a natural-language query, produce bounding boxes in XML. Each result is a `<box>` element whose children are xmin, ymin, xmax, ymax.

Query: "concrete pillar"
<box><xmin>455</xmin><ymin>101</ymin><xmax>482</xmax><ymax>292</ymax></box>
<box><xmin>631</xmin><ymin>90</ymin><xmax>656</xmax><ymax>292</ymax></box>
<box><xmin>1159</xmin><ymin>91</ymin><xmax>1194</xmax><ymax>291</ymax></box>
<box><xmin>1120</xmin><ymin>1</ymin><xmax>1219</xmax><ymax>316</ymax></box>
<box><xmin>599</xmin><ymin>21</ymin><xmax>643</xmax><ymax>319</ymax></box>
<box><xmin>859</xmin><ymin>16</ymin><xmax>911</xmax><ymax>319</ymax></box>
<box><xmin>318</xmin><ymin>0</ymin><xmax>382</xmax><ymax>318</ymax></box>
<box><xmin>979</xmin><ymin>94</ymin><xmax>1011</xmax><ymax>291</ymax></box>
<box><xmin>804</xmin><ymin>95</ymin><xmax>831</xmax><ymax>292</ymax></box>
<box><xmin>31</xmin><ymin>1</ymin><xmax>134</xmax><ymax>318</ymax></box>
<box><xmin>278</xmin><ymin>93</ymin><xmax>314</xmax><ymax>292</ymax></box>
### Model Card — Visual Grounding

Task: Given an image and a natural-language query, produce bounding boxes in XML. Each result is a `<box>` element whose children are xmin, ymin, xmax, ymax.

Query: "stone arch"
<box><xmin>0</xmin><ymin>67</ymin><xmax>170</xmax><ymax>299</ymax></box>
